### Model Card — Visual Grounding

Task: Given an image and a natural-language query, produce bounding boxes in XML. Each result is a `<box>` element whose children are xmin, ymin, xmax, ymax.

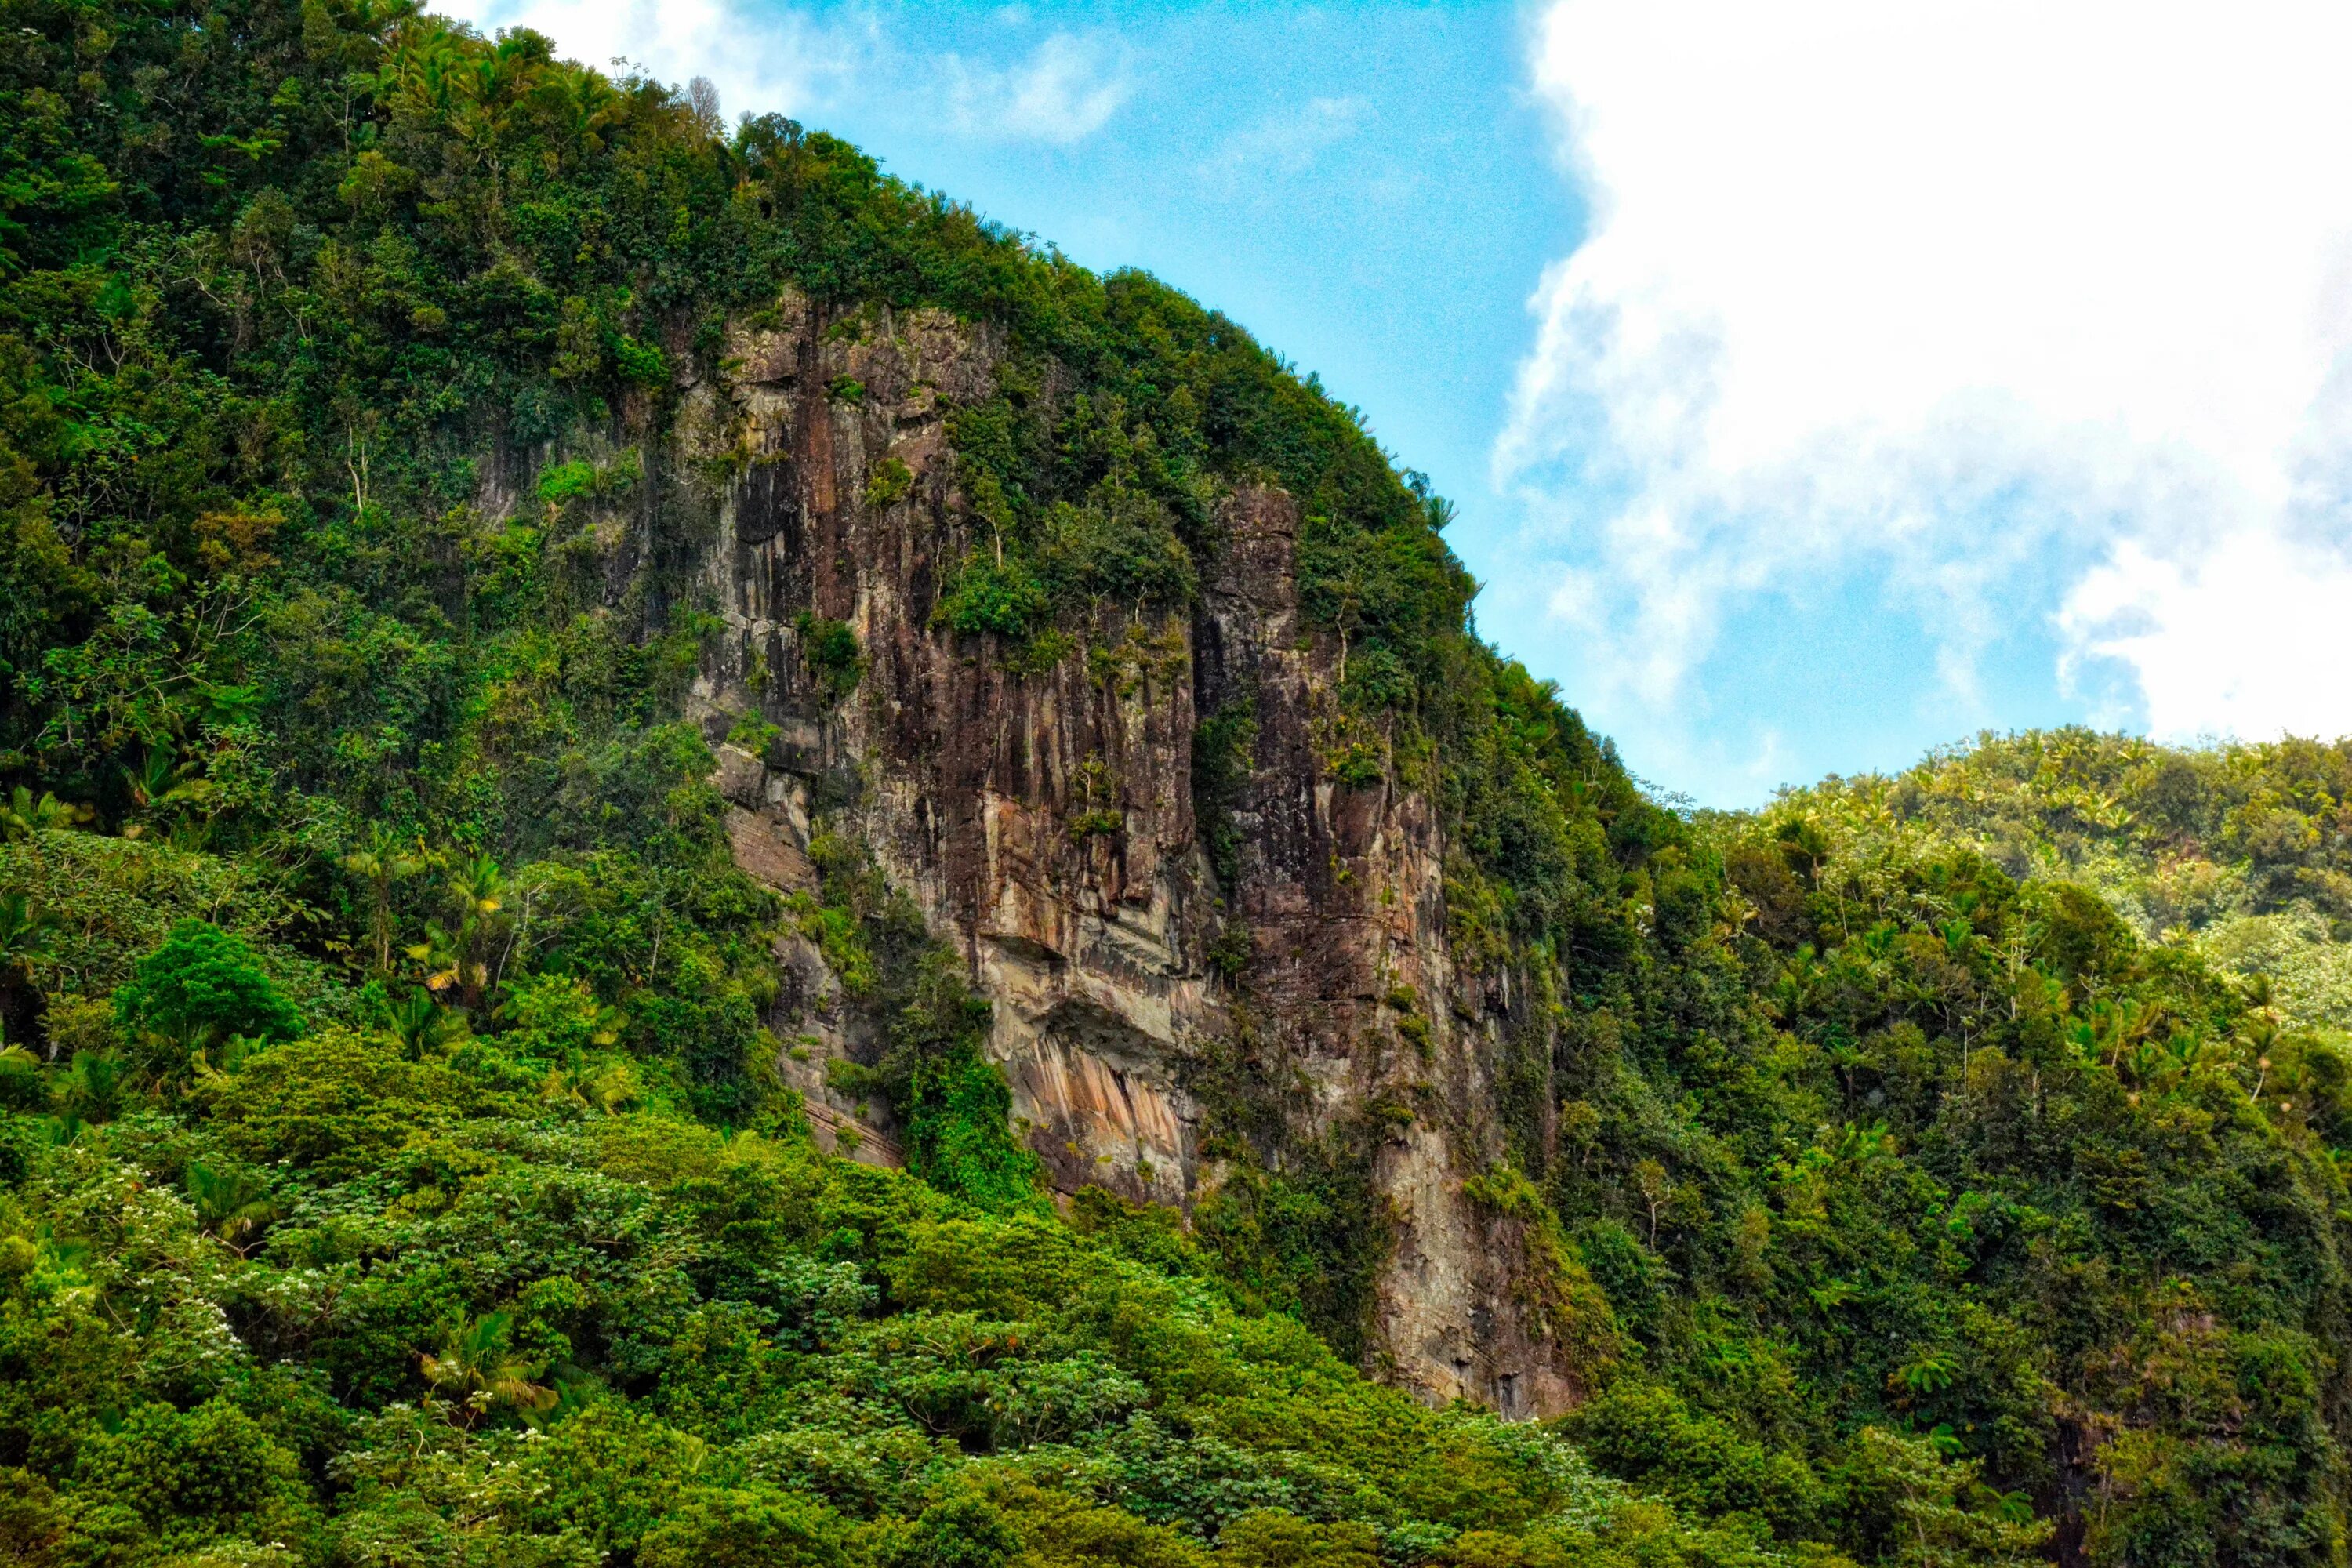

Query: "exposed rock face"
<box><xmin>675</xmin><ymin>295</ymin><xmax>1587</xmax><ymax>1417</ymax></box>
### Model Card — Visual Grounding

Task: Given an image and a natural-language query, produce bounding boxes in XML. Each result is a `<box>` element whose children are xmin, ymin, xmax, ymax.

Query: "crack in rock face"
<box><xmin>681</xmin><ymin>294</ymin><xmax>1593</xmax><ymax>1417</ymax></box>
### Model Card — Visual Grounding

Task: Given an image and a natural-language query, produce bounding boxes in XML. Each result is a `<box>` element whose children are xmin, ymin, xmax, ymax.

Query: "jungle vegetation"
<box><xmin>0</xmin><ymin>1</ymin><xmax>2347</xmax><ymax>1563</ymax></box>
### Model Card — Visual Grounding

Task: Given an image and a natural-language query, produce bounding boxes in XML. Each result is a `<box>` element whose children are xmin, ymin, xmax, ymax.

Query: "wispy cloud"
<box><xmin>1203</xmin><ymin>96</ymin><xmax>1368</xmax><ymax>180</ymax></box>
<box><xmin>942</xmin><ymin>31</ymin><xmax>1132</xmax><ymax>145</ymax></box>
<box><xmin>1503</xmin><ymin>0</ymin><xmax>2352</xmax><ymax>754</ymax></box>
<box><xmin>434</xmin><ymin>0</ymin><xmax>1131</xmax><ymax>147</ymax></box>
<box><xmin>434</xmin><ymin>0</ymin><xmax>862</xmax><ymax>123</ymax></box>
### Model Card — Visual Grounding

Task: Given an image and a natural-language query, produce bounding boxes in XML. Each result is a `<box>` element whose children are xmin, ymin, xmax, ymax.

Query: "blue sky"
<box><xmin>445</xmin><ymin>0</ymin><xmax>2352</xmax><ymax>806</ymax></box>
<box><xmin>781</xmin><ymin>5</ymin><xmax>1573</xmax><ymax>680</ymax></box>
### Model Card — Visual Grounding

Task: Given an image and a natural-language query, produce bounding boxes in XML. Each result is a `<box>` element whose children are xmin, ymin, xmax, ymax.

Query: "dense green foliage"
<box><xmin>795</xmin><ymin>831</ymin><xmax>1047</xmax><ymax>1214</ymax></box>
<box><xmin>0</xmin><ymin>0</ymin><xmax>2345</xmax><ymax>1563</ymax></box>
<box><xmin>1785</xmin><ymin>730</ymin><xmax>2352</xmax><ymax>1030</ymax></box>
<box><xmin>12</xmin><ymin>1084</ymin><xmax>1903</xmax><ymax>1568</ymax></box>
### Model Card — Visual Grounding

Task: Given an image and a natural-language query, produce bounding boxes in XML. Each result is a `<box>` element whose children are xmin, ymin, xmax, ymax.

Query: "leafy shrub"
<box><xmin>865</xmin><ymin>458</ymin><xmax>916</xmax><ymax>507</ymax></box>
<box><xmin>113</xmin><ymin>922</ymin><xmax>303</xmax><ymax>1051</ymax></box>
<box><xmin>1558</xmin><ymin>1381</ymin><xmax>1820</xmax><ymax>1537</ymax></box>
<box><xmin>640</xmin><ymin>1486</ymin><xmax>849</xmax><ymax>1568</ymax></box>
<box><xmin>935</xmin><ymin>557</ymin><xmax>1047</xmax><ymax>639</ymax></box>
<box><xmin>789</xmin><ymin>893</ymin><xmax>877</xmax><ymax>996</ymax></box>
<box><xmin>1218</xmin><ymin>1510</ymin><xmax>1381</xmax><ymax>1568</ymax></box>
<box><xmin>201</xmin><ymin>1029</ymin><xmax>515</xmax><ymax>1174</ymax></box>
<box><xmin>538</xmin><ymin>449</ymin><xmax>642</xmax><ymax>505</ymax></box>
<box><xmin>68</xmin><ymin>1399</ymin><xmax>311</xmax><ymax>1548</ymax></box>
<box><xmin>883</xmin><ymin>1493</ymin><xmax>1020</xmax><ymax>1568</ymax></box>
<box><xmin>538</xmin><ymin>460</ymin><xmax>600</xmax><ymax>504</ymax></box>
<box><xmin>614</xmin><ymin>335</ymin><xmax>670</xmax><ymax>388</ymax></box>
<box><xmin>795</xmin><ymin>612</ymin><xmax>864</xmax><ymax>701</ymax></box>
<box><xmin>727</xmin><ymin>710</ymin><xmax>783</xmax><ymax>753</ymax></box>
<box><xmin>888</xmin><ymin>959</ymin><xmax>1044</xmax><ymax>1212</ymax></box>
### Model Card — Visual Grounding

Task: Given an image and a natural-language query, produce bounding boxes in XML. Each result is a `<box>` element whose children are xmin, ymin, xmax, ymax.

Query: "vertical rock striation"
<box><xmin>676</xmin><ymin>294</ymin><xmax>1592</xmax><ymax>1417</ymax></box>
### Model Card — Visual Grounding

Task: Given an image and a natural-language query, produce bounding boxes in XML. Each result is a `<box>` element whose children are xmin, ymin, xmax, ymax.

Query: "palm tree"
<box><xmin>539</xmin><ymin>1054</ymin><xmax>641</xmax><ymax>1116</ymax></box>
<box><xmin>56</xmin><ymin>1051</ymin><xmax>128</xmax><ymax>1127</ymax></box>
<box><xmin>122</xmin><ymin>741</ymin><xmax>210</xmax><ymax>833</ymax></box>
<box><xmin>0</xmin><ymin>787</ymin><xmax>89</xmax><ymax>841</ymax></box>
<box><xmin>419</xmin><ymin>1311</ymin><xmax>555</xmax><ymax>1426</ymax></box>
<box><xmin>343</xmin><ymin>828</ymin><xmax>425</xmax><ymax>974</ymax></box>
<box><xmin>0</xmin><ymin>1042</ymin><xmax>41</xmax><ymax>1091</ymax></box>
<box><xmin>383</xmin><ymin>989</ymin><xmax>465</xmax><ymax>1058</ymax></box>
<box><xmin>406</xmin><ymin>920</ymin><xmax>472</xmax><ymax>1003</ymax></box>
<box><xmin>0</xmin><ymin>894</ymin><xmax>56</xmax><ymax>1051</ymax></box>
<box><xmin>185</xmin><ymin>1161</ymin><xmax>278</xmax><ymax>1256</ymax></box>
<box><xmin>443</xmin><ymin>852</ymin><xmax>506</xmax><ymax>1010</ymax></box>
<box><xmin>448</xmin><ymin>851</ymin><xmax>506</xmax><ymax>928</ymax></box>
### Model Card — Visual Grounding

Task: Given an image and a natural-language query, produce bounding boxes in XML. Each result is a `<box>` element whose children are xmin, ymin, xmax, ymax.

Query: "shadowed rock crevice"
<box><xmin>680</xmin><ymin>293</ymin><xmax>1597</xmax><ymax>1416</ymax></box>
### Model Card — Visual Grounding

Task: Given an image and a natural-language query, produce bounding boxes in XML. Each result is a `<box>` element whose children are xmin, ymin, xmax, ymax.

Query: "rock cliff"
<box><xmin>676</xmin><ymin>294</ymin><xmax>1587</xmax><ymax>1417</ymax></box>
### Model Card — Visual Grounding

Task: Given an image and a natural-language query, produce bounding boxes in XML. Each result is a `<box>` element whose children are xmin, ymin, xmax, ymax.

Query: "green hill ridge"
<box><xmin>2</xmin><ymin>5</ymin><xmax>2349</xmax><ymax>1566</ymax></box>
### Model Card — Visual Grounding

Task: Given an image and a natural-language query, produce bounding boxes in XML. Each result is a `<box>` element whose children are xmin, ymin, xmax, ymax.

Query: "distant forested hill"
<box><xmin>0</xmin><ymin>2</ymin><xmax>2345</xmax><ymax>1565</ymax></box>
<box><xmin>1774</xmin><ymin>730</ymin><xmax>2352</xmax><ymax>1029</ymax></box>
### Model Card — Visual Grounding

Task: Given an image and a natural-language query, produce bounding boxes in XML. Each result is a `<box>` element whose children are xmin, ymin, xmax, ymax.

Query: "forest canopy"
<box><xmin>1</xmin><ymin>2</ymin><xmax>2349</xmax><ymax>1566</ymax></box>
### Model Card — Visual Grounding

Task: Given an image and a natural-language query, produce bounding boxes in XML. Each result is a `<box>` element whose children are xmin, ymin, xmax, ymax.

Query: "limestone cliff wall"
<box><xmin>670</xmin><ymin>293</ymin><xmax>1584</xmax><ymax>1417</ymax></box>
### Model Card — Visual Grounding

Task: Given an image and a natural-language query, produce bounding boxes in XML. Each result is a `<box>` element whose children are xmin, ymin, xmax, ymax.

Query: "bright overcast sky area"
<box><xmin>432</xmin><ymin>0</ymin><xmax>2352</xmax><ymax>808</ymax></box>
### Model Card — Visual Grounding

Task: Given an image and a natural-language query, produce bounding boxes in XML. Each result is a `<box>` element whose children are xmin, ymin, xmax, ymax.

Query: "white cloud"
<box><xmin>432</xmin><ymin>0</ymin><xmax>1129</xmax><ymax>147</ymax></box>
<box><xmin>2062</xmin><ymin>536</ymin><xmax>2352</xmax><ymax>738</ymax></box>
<box><xmin>944</xmin><ymin>31</ymin><xmax>1131</xmax><ymax>145</ymax></box>
<box><xmin>433</xmin><ymin>0</ymin><xmax>858</xmax><ymax>124</ymax></box>
<box><xmin>1504</xmin><ymin>1</ymin><xmax>2352</xmax><ymax>746</ymax></box>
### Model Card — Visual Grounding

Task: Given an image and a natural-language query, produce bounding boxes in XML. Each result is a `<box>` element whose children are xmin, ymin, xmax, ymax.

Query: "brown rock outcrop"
<box><xmin>670</xmin><ymin>294</ymin><xmax>1588</xmax><ymax>1416</ymax></box>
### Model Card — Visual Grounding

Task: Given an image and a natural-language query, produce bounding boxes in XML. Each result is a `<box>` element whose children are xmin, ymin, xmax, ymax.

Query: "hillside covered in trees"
<box><xmin>2</xmin><ymin>3</ymin><xmax>2349</xmax><ymax>1566</ymax></box>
